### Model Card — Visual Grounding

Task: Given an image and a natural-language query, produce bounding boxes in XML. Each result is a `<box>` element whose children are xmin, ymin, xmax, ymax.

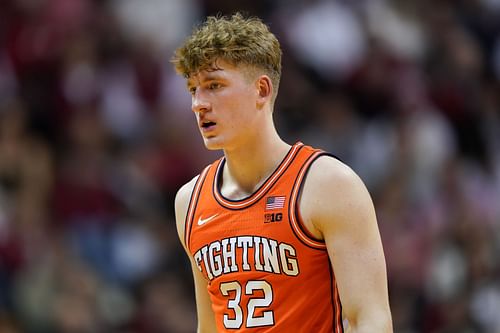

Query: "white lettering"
<box><xmin>200</xmin><ymin>245</ymin><xmax>214</xmax><ymax>280</ymax></box>
<box><xmin>237</xmin><ymin>236</ymin><xmax>253</xmax><ymax>271</ymax></box>
<box><xmin>194</xmin><ymin>250</ymin><xmax>203</xmax><ymax>273</ymax></box>
<box><xmin>253</xmin><ymin>236</ymin><xmax>264</xmax><ymax>271</ymax></box>
<box><xmin>261</xmin><ymin>238</ymin><xmax>280</xmax><ymax>273</ymax></box>
<box><xmin>279</xmin><ymin>243</ymin><xmax>299</xmax><ymax>276</ymax></box>
<box><xmin>222</xmin><ymin>237</ymin><xmax>239</xmax><ymax>273</ymax></box>
<box><xmin>209</xmin><ymin>241</ymin><xmax>223</xmax><ymax>277</ymax></box>
<box><xmin>194</xmin><ymin>236</ymin><xmax>300</xmax><ymax>281</ymax></box>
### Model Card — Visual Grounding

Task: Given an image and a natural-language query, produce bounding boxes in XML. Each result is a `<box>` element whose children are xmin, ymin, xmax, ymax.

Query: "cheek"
<box><xmin>219</xmin><ymin>86</ymin><xmax>257</xmax><ymax>125</ymax></box>
<box><xmin>231</xmin><ymin>104</ymin><xmax>255</xmax><ymax>127</ymax></box>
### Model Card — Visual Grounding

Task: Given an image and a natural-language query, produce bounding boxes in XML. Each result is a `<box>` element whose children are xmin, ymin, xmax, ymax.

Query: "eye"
<box><xmin>208</xmin><ymin>82</ymin><xmax>221</xmax><ymax>90</ymax></box>
<box><xmin>189</xmin><ymin>87</ymin><xmax>196</xmax><ymax>95</ymax></box>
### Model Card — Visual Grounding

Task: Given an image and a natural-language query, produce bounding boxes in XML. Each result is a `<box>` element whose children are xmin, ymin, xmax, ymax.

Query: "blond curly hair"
<box><xmin>171</xmin><ymin>13</ymin><xmax>282</xmax><ymax>101</ymax></box>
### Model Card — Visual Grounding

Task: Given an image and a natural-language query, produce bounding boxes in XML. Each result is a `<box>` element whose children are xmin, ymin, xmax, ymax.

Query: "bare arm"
<box><xmin>174</xmin><ymin>177</ymin><xmax>218</xmax><ymax>333</ymax></box>
<box><xmin>300</xmin><ymin>156</ymin><xmax>392</xmax><ymax>333</ymax></box>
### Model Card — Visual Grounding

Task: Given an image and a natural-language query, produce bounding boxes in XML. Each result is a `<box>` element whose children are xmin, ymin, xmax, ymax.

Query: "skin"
<box><xmin>174</xmin><ymin>59</ymin><xmax>393</xmax><ymax>332</ymax></box>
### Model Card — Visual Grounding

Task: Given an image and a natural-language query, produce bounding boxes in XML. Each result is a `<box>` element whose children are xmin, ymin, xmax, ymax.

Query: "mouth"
<box><xmin>200</xmin><ymin>120</ymin><xmax>217</xmax><ymax>132</ymax></box>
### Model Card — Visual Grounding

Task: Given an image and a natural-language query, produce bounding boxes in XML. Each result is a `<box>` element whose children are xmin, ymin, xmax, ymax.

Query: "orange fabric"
<box><xmin>185</xmin><ymin>142</ymin><xmax>344</xmax><ymax>332</ymax></box>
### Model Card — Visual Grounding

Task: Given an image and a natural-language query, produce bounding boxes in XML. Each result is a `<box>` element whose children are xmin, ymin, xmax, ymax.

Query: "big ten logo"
<box><xmin>264</xmin><ymin>212</ymin><xmax>283</xmax><ymax>223</ymax></box>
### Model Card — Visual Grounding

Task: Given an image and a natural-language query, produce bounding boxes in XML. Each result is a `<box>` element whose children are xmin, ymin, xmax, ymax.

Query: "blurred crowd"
<box><xmin>0</xmin><ymin>0</ymin><xmax>499</xmax><ymax>332</ymax></box>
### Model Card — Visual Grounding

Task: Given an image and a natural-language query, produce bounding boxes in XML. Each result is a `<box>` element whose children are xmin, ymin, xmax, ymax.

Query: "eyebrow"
<box><xmin>186</xmin><ymin>70</ymin><xmax>226</xmax><ymax>89</ymax></box>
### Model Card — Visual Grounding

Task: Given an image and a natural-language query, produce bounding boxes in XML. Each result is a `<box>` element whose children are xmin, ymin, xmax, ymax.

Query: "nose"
<box><xmin>192</xmin><ymin>90</ymin><xmax>210</xmax><ymax>114</ymax></box>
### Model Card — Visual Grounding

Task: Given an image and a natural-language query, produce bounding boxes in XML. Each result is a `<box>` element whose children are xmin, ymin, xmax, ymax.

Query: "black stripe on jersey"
<box><xmin>288</xmin><ymin>152</ymin><xmax>331</xmax><ymax>250</ymax></box>
<box><xmin>185</xmin><ymin>168</ymin><xmax>210</xmax><ymax>250</ymax></box>
<box><xmin>212</xmin><ymin>144</ymin><xmax>305</xmax><ymax>211</ymax></box>
<box><xmin>328</xmin><ymin>258</ymin><xmax>344</xmax><ymax>333</ymax></box>
<box><xmin>288</xmin><ymin>152</ymin><xmax>343</xmax><ymax>250</ymax></box>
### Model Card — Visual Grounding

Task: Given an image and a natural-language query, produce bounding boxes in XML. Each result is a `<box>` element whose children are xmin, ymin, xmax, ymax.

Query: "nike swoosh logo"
<box><xmin>197</xmin><ymin>214</ymin><xmax>219</xmax><ymax>226</ymax></box>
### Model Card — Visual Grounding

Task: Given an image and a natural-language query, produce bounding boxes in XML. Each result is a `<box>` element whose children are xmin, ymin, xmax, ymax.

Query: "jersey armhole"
<box><xmin>289</xmin><ymin>152</ymin><xmax>342</xmax><ymax>250</ymax></box>
<box><xmin>184</xmin><ymin>165</ymin><xmax>211</xmax><ymax>252</ymax></box>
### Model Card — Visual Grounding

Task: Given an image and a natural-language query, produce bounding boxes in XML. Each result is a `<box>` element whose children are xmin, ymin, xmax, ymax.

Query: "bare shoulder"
<box><xmin>174</xmin><ymin>175</ymin><xmax>200</xmax><ymax>248</ymax></box>
<box><xmin>300</xmin><ymin>155</ymin><xmax>376</xmax><ymax>235</ymax></box>
<box><xmin>305</xmin><ymin>155</ymin><xmax>366</xmax><ymax>194</ymax></box>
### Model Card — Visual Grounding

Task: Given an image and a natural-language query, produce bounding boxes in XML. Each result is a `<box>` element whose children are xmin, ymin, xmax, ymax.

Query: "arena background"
<box><xmin>1</xmin><ymin>0</ymin><xmax>500</xmax><ymax>332</ymax></box>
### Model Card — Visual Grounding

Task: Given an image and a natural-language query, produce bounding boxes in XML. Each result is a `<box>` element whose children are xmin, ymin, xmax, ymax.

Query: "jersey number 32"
<box><xmin>220</xmin><ymin>280</ymin><xmax>274</xmax><ymax>329</ymax></box>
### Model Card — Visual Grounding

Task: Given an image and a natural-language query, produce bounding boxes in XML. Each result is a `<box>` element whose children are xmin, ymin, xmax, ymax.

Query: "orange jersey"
<box><xmin>184</xmin><ymin>142</ymin><xmax>344</xmax><ymax>332</ymax></box>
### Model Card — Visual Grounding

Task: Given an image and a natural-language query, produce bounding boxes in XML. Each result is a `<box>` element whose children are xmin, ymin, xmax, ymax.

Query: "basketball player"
<box><xmin>172</xmin><ymin>13</ymin><xmax>392</xmax><ymax>332</ymax></box>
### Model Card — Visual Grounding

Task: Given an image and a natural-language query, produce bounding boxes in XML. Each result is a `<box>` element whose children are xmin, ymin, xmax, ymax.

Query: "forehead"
<box><xmin>186</xmin><ymin>60</ymin><xmax>253</xmax><ymax>86</ymax></box>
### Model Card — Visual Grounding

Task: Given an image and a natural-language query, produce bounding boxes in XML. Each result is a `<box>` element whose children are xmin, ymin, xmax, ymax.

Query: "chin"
<box><xmin>203</xmin><ymin>137</ymin><xmax>225</xmax><ymax>151</ymax></box>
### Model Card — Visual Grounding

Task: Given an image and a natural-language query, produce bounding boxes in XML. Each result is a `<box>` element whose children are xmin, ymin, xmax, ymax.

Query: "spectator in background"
<box><xmin>0</xmin><ymin>0</ymin><xmax>499</xmax><ymax>332</ymax></box>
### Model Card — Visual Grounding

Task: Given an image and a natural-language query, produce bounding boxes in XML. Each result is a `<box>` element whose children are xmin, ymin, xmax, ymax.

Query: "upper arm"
<box><xmin>174</xmin><ymin>177</ymin><xmax>218</xmax><ymax>333</ymax></box>
<box><xmin>174</xmin><ymin>177</ymin><xmax>198</xmax><ymax>250</ymax></box>
<box><xmin>300</xmin><ymin>156</ymin><xmax>392</xmax><ymax>332</ymax></box>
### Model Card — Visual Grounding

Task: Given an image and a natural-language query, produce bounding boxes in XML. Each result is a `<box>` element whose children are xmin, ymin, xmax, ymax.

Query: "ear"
<box><xmin>256</xmin><ymin>75</ymin><xmax>273</xmax><ymax>109</ymax></box>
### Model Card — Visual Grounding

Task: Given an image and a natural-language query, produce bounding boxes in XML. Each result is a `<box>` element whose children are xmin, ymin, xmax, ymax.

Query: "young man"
<box><xmin>172</xmin><ymin>13</ymin><xmax>392</xmax><ymax>333</ymax></box>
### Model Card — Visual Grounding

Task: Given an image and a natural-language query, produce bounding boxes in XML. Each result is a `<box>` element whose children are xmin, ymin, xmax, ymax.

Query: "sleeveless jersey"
<box><xmin>184</xmin><ymin>142</ymin><xmax>344</xmax><ymax>332</ymax></box>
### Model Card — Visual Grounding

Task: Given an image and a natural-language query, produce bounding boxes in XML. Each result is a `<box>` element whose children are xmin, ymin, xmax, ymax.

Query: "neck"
<box><xmin>221</xmin><ymin>127</ymin><xmax>290</xmax><ymax>199</ymax></box>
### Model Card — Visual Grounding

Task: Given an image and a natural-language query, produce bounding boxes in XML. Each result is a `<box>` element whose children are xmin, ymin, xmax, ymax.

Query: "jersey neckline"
<box><xmin>212</xmin><ymin>142</ymin><xmax>304</xmax><ymax>210</ymax></box>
